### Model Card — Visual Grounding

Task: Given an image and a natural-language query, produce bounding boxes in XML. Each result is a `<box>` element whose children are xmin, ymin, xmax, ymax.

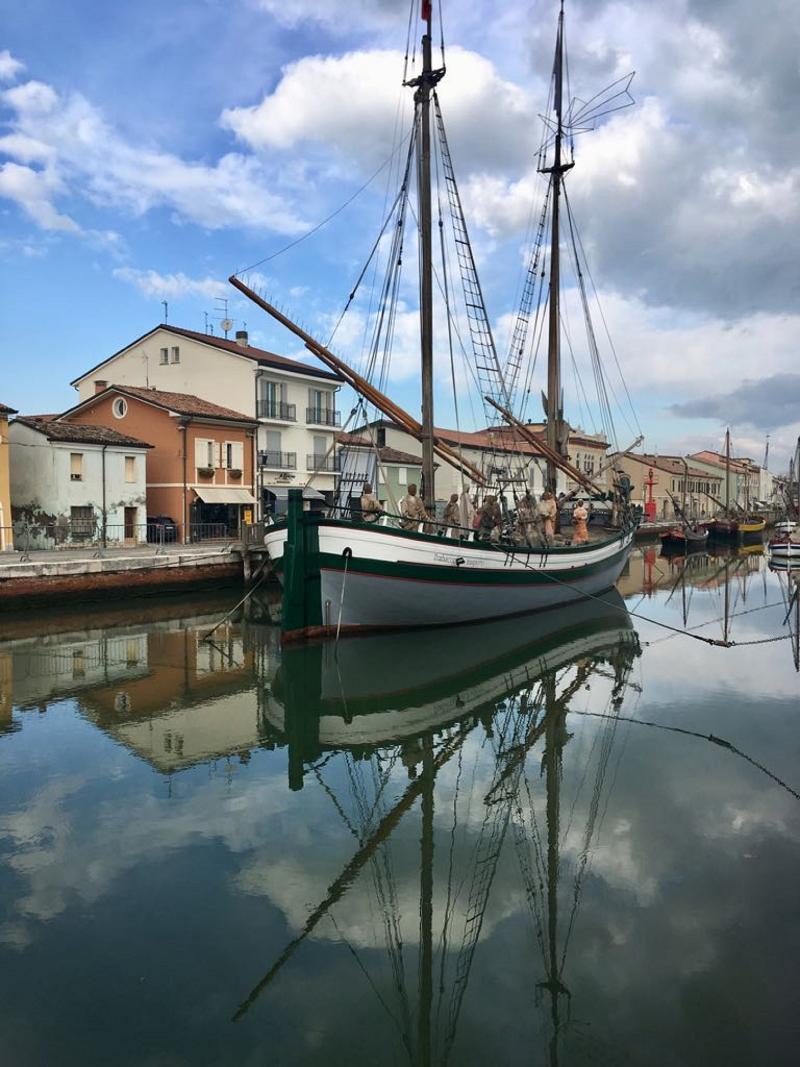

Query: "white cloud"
<box><xmin>0</xmin><ymin>78</ymin><xmax>307</xmax><ymax>235</ymax></box>
<box><xmin>222</xmin><ymin>46</ymin><xmax>536</xmax><ymax>174</ymax></box>
<box><xmin>0</xmin><ymin>161</ymin><xmax>79</xmax><ymax>231</ymax></box>
<box><xmin>0</xmin><ymin>49</ymin><xmax>24</xmax><ymax>82</ymax></box>
<box><xmin>113</xmin><ymin>267</ymin><xmax>229</xmax><ymax>300</ymax></box>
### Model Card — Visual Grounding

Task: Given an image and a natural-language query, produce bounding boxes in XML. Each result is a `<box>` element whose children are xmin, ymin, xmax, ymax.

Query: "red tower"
<box><xmin>644</xmin><ymin>467</ymin><xmax>657</xmax><ymax>522</ymax></box>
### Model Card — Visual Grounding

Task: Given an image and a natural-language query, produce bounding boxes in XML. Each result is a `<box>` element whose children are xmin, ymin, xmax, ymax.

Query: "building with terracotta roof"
<box><xmin>9</xmin><ymin>417</ymin><xmax>151</xmax><ymax>545</ymax></box>
<box><xmin>68</xmin><ymin>324</ymin><xmax>345</xmax><ymax>514</ymax></box>
<box><xmin>58</xmin><ymin>385</ymin><xmax>258</xmax><ymax>541</ymax></box>
<box><xmin>688</xmin><ymin>449</ymin><xmax>770</xmax><ymax>509</ymax></box>
<box><xmin>337</xmin><ymin>431</ymin><xmax>424</xmax><ymax>510</ymax></box>
<box><xmin>611</xmin><ymin>452</ymin><xmax>724</xmax><ymax>520</ymax></box>
<box><xmin>349</xmin><ymin>419</ymin><xmax>611</xmax><ymax>505</ymax></box>
<box><xmin>0</xmin><ymin>402</ymin><xmax>18</xmax><ymax>550</ymax></box>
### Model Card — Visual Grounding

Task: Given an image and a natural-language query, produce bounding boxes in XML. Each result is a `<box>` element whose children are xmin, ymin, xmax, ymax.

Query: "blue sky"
<box><xmin>2</xmin><ymin>0</ymin><xmax>799</xmax><ymax>468</ymax></box>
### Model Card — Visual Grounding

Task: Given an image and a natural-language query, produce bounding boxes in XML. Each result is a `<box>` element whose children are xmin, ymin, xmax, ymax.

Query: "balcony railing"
<box><xmin>306</xmin><ymin>407</ymin><xmax>341</xmax><ymax>427</ymax></box>
<box><xmin>306</xmin><ymin>453</ymin><xmax>339</xmax><ymax>473</ymax></box>
<box><xmin>259</xmin><ymin>450</ymin><xmax>296</xmax><ymax>470</ymax></box>
<box><xmin>257</xmin><ymin>399</ymin><xmax>296</xmax><ymax>422</ymax></box>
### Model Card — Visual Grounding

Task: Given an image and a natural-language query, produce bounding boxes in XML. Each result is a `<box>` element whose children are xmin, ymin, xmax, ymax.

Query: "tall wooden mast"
<box><xmin>407</xmin><ymin>2</ymin><xmax>445</xmax><ymax>513</ymax></box>
<box><xmin>541</xmin><ymin>1</ymin><xmax>573</xmax><ymax>493</ymax></box>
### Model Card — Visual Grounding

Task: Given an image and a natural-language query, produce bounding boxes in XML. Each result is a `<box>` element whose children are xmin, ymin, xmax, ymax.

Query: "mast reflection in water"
<box><xmin>0</xmin><ymin>553</ymin><xmax>799</xmax><ymax>1066</ymax></box>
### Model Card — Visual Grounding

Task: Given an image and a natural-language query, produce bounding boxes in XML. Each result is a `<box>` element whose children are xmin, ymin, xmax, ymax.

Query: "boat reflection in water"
<box><xmin>242</xmin><ymin>591</ymin><xmax>641</xmax><ymax>1063</ymax></box>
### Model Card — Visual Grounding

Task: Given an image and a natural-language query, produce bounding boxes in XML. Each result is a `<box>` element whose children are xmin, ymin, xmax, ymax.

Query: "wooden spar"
<box><xmin>485</xmin><ymin>395</ymin><xmax>605</xmax><ymax>496</ymax></box>
<box><xmin>229</xmin><ymin>275</ymin><xmax>487</xmax><ymax>487</ymax></box>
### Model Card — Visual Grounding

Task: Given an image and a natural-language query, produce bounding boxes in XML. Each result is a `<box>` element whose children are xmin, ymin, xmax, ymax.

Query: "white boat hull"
<box><xmin>264</xmin><ymin>518</ymin><xmax>635</xmax><ymax>632</ymax></box>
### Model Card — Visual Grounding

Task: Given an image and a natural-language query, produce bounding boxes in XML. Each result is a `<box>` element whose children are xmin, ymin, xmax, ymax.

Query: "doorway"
<box><xmin>124</xmin><ymin>507</ymin><xmax>137</xmax><ymax>543</ymax></box>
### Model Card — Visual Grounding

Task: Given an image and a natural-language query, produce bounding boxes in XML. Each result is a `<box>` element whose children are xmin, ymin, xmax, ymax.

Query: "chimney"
<box><xmin>94</xmin><ymin>380</ymin><xmax>108</xmax><ymax>395</ymax></box>
<box><xmin>235</xmin><ymin>330</ymin><xmax>249</xmax><ymax>348</ymax></box>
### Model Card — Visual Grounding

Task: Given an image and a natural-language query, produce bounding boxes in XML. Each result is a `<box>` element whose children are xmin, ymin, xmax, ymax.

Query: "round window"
<box><xmin>112</xmin><ymin>397</ymin><xmax>127</xmax><ymax>419</ymax></box>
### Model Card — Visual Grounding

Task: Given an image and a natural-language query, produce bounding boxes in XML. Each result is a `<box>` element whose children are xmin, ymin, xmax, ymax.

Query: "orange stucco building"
<box><xmin>59</xmin><ymin>385</ymin><xmax>258</xmax><ymax>541</ymax></box>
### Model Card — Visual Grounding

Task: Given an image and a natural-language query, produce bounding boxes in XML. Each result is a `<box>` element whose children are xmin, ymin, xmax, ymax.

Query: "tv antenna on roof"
<box><xmin>214</xmin><ymin>296</ymin><xmax>233</xmax><ymax>337</ymax></box>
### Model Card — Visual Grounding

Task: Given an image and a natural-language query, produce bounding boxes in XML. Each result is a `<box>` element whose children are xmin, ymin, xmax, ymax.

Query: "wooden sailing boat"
<box><xmin>232</xmin><ymin>1</ymin><xmax>637</xmax><ymax>641</ymax></box>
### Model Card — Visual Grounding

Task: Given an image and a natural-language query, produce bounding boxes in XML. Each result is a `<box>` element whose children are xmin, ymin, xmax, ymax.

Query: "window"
<box><xmin>113</xmin><ymin>397</ymin><xmax>127</xmax><ymax>419</ymax></box>
<box><xmin>70</xmin><ymin>452</ymin><xmax>83</xmax><ymax>481</ymax></box>
<box><xmin>125</xmin><ymin>456</ymin><xmax>136</xmax><ymax>483</ymax></box>
<box><xmin>224</xmin><ymin>442</ymin><xmax>244</xmax><ymax>470</ymax></box>
<box><xmin>398</xmin><ymin>466</ymin><xmax>407</xmax><ymax>486</ymax></box>
<box><xmin>170</xmin><ymin>346</ymin><xmax>180</xmax><ymax>364</ymax></box>
<box><xmin>71</xmin><ymin>505</ymin><xmax>93</xmax><ymax>539</ymax></box>
<box><xmin>194</xmin><ymin>438</ymin><xmax>218</xmax><ymax>472</ymax></box>
<box><xmin>159</xmin><ymin>347</ymin><xmax>169</xmax><ymax>365</ymax></box>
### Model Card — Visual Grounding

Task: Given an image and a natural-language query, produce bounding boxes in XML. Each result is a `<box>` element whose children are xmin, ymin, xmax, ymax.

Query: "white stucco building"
<box><xmin>9</xmin><ymin>418</ymin><xmax>151</xmax><ymax>546</ymax></box>
<box><xmin>70</xmin><ymin>324</ymin><xmax>344</xmax><ymax>515</ymax></box>
<box><xmin>348</xmin><ymin>420</ymin><xmax>610</xmax><ymax>507</ymax></box>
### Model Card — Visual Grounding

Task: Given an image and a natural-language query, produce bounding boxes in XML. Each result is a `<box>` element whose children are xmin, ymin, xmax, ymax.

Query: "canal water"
<box><xmin>0</xmin><ymin>546</ymin><xmax>798</xmax><ymax>1066</ymax></box>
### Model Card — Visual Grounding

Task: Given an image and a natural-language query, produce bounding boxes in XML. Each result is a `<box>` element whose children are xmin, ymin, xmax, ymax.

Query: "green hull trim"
<box><xmin>281</xmin><ymin>489</ymin><xmax>323</xmax><ymax>634</ymax></box>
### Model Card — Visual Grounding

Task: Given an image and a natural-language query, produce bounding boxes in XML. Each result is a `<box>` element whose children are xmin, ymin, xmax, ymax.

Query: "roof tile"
<box><xmin>14</xmin><ymin>417</ymin><xmax>152</xmax><ymax>448</ymax></box>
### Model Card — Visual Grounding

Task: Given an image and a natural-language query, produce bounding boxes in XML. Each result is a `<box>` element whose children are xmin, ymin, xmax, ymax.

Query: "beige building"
<box><xmin>612</xmin><ymin>453</ymin><xmax>723</xmax><ymax>520</ymax></box>
<box><xmin>70</xmin><ymin>324</ymin><xmax>344</xmax><ymax>515</ymax></box>
<box><xmin>0</xmin><ymin>402</ymin><xmax>16</xmax><ymax>551</ymax></box>
<box><xmin>688</xmin><ymin>450</ymin><xmax>766</xmax><ymax>510</ymax></box>
<box><xmin>350</xmin><ymin>419</ymin><xmax>610</xmax><ymax>507</ymax></box>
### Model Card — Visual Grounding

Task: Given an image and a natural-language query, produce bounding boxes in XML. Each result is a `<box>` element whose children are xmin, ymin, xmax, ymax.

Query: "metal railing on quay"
<box><xmin>188</xmin><ymin>523</ymin><xmax>235</xmax><ymax>543</ymax></box>
<box><xmin>306</xmin><ymin>408</ymin><xmax>341</xmax><ymax>427</ymax></box>
<box><xmin>2</xmin><ymin>520</ymin><xmax>243</xmax><ymax>560</ymax></box>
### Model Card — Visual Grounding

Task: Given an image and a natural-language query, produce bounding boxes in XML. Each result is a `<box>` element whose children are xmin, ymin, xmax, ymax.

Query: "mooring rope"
<box><xmin>511</xmin><ymin>549</ymin><xmax>792</xmax><ymax>649</ymax></box>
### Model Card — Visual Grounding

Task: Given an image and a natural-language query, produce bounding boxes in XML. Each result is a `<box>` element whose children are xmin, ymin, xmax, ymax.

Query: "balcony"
<box><xmin>257</xmin><ymin>399</ymin><xmax>297</xmax><ymax>422</ymax></box>
<box><xmin>306</xmin><ymin>453</ymin><xmax>339</xmax><ymax>473</ymax></box>
<box><xmin>306</xmin><ymin>407</ymin><xmax>341</xmax><ymax>427</ymax></box>
<box><xmin>258</xmin><ymin>450</ymin><xmax>296</xmax><ymax>470</ymax></box>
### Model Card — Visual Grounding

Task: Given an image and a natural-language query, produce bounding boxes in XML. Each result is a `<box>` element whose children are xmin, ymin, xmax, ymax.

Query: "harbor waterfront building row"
<box><xmin>59</xmin><ymin>385</ymin><xmax>258</xmax><ymax>540</ymax></box>
<box><xmin>69</xmin><ymin>324</ymin><xmax>345</xmax><ymax>515</ymax></box>
<box><xmin>342</xmin><ymin>419</ymin><xmax>613</xmax><ymax>511</ymax></box>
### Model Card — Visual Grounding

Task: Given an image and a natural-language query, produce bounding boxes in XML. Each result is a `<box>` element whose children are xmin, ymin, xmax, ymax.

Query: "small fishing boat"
<box><xmin>660</xmin><ymin>524</ymin><xmax>709</xmax><ymax>552</ymax></box>
<box><xmin>738</xmin><ymin>515</ymin><xmax>767</xmax><ymax>542</ymax></box>
<box><xmin>774</xmin><ymin>520</ymin><xmax>797</xmax><ymax>536</ymax></box>
<box><xmin>767</xmin><ymin>535</ymin><xmax>800</xmax><ymax>562</ymax></box>
<box><xmin>710</xmin><ymin>516</ymin><xmax>739</xmax><ymax>541</ymax></box>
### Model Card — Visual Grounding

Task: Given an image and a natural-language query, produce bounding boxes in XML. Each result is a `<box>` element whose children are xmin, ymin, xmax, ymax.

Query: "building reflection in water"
<box><xmin>0</xmin><ymin>595</ymin><xmax>282</xmax><ymax>774</ymax></box>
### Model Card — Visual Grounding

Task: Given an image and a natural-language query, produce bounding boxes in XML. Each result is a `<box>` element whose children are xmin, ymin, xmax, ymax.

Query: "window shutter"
<box><xmin>216</xmin><ymin>442</ymin><xmax>223</xmax><ymax>469</ymax></box>
<box><xmin>233</xmin><ymin>442</ymin><xmax>244</xmax><ymax>469</ymax></box>
<box><xmin>195</xmin><ymin>438</ymin><xmax>207</xmax><ymax>468</ymax></box>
